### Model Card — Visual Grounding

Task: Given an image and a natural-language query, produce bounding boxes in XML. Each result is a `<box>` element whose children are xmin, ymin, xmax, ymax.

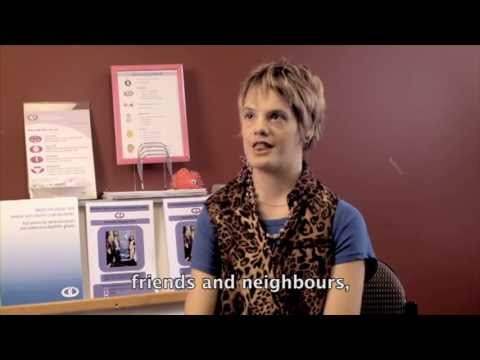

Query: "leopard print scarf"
<box><xmin>205</xmin><ymin>160</ymin><xmax>338</xmax><ymax>315</ymax></box>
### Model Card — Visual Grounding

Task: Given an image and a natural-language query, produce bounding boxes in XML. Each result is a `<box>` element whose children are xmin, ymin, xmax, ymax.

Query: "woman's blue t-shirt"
<box><xmin>191</xmin><ymin>199</ymin><xmax>376</xmax><ymax>277</ymax></box>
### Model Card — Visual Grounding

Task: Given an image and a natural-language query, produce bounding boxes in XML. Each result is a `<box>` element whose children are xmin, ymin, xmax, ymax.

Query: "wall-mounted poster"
<box><xmin>85</xmin><ymin>200</ymin><xmax>157</xmax><ymax>298</ymax></box>
<box><xmin>23</xmin><ymin>102</ymin><xmax>97</xmax><ymax>200</ymax></box>
<box><xmin>111</xmin><ymin>64</ymin><xmax>190</xmax><ymax>165</ymax></box>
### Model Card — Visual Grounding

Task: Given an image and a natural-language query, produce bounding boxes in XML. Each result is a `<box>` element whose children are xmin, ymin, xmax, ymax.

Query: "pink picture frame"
<box><xmin>110</xmin><ymin>64</ymin><xmax>190</xmax><ymax>165</ymax></box>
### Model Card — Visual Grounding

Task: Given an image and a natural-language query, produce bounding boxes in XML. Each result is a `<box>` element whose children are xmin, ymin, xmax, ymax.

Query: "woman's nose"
<box><xmin>253</xmin><ymin>116</ymin><xmax>269</xmax><ymax>136</ymax></box>
<box><xmin>254</xmin><ymin>128</ymin><xmax>268</xmax><ymax>136</ymax></box>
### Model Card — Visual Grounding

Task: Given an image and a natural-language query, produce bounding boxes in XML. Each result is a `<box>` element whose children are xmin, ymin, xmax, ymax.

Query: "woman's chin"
<box><xmin>248</xmin><ymin>157</ymin><xmax>279</xmax><ymax>172</ymax></box>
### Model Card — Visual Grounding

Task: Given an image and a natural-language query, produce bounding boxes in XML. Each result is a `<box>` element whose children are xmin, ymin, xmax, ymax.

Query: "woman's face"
<box><xmin>240</xmin><ymin>87</ymin><xmax>303</xmax><ymax>173</ymax></box>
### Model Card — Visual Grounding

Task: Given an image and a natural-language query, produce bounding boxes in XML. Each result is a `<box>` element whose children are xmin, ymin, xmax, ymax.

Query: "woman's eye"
<box><xmin>271</xmin><ymin>113</ymin><xmax>284</xmax><ymax>121</ymax></box>
<box><xmin>244</xmin><ymin>112</ymin><xmax>254</xmax><ymax>120</ymax></box>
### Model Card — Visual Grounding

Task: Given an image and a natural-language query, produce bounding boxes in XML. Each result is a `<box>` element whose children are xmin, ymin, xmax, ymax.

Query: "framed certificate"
<box><xmin>111</xmin><ymin>64</ymin><xmax>190</xmax><ymax>165</ymax></box>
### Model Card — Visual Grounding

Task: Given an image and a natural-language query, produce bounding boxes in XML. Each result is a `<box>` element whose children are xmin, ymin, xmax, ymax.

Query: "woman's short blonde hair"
<box><xmin>238</xmin><ymin>58</ymin><xmax>326</xmax><ymax>151</ymax></box>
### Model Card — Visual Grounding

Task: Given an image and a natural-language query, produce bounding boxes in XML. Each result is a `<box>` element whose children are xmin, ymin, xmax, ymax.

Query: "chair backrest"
<box><xmin>361</xmin><ymin>260</ymin><xmax>413</xmax><ymax>315</ymax></box>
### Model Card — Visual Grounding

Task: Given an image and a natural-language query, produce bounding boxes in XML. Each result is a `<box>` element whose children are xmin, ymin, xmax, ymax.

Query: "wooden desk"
<box><xmin>0</xmin><ymin>291</ymin><xmax>188</xmax><ymax>315</ymax></box>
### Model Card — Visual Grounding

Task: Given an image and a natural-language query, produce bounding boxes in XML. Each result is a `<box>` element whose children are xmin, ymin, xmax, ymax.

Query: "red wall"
<box><xmin>1</xmin><ymin>45</ymin><xmax>479</xmax><ymax>314</ymax></box>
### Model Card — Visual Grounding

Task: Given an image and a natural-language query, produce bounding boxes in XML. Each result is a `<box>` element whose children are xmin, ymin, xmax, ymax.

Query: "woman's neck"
<box><xmin>252</xmin><ymin>162</ymin><xmax>302</xmax><ymax>206</ymax></box>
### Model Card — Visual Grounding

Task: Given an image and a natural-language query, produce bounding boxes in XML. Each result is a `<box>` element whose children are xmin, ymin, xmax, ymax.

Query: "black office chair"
<box><xmin>361</xmin><ymin>260</ymin><xmax>418</xmax><ymax>315</ymax></box>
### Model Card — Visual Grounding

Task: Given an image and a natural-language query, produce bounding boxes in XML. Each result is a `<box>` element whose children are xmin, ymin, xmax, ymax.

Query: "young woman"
<box><xmin>185</xmin><ymin>59</ymin><xmax>376</xmax><ymax>315</ymax></box>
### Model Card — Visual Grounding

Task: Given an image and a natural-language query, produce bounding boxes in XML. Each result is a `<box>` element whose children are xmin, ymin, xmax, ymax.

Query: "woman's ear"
<box><xmin>299</xmin><ymin>127</ymin><xmax>312</xmax><ymax>143</ymax></box>
<box><xmin>306</xmin><ymin>128</ymin><xmax>314</xmax><ymax>141</ymax></box>
<box><xmin>301</xmin><ymin>128</ymin><xmax>315</xmax><ymax>151</ymax></box>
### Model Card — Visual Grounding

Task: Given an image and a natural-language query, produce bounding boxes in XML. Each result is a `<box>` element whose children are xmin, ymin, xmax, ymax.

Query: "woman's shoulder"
<box><xmin>332</xmin><ymin>198</ymin><xmax>372</xmax><ymax>248</ymax></box>
<box><xmin>335</xmin><ymin>199</ymin><xmax>366</xmax><ymax>224</ymax></box>
<box><xmin>332</xmin><ymin>198</ymin><xmax>371</xmax><ymax>247</ymax></box>
<box><xmin>196</xmin><ymin>205</ymin><xmax>217</xmax><ymax>230</ymax></box>
<box><xmin>206</xmin><ymin>179</ymin><xmax>240</xmax><ymax>204</ymax></box>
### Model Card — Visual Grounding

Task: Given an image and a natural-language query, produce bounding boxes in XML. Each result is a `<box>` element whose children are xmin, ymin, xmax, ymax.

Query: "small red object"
<box><xmin>170</xmin><ymin>168</ymin><xmax>205</xmax><ymax>189</ymax></box>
